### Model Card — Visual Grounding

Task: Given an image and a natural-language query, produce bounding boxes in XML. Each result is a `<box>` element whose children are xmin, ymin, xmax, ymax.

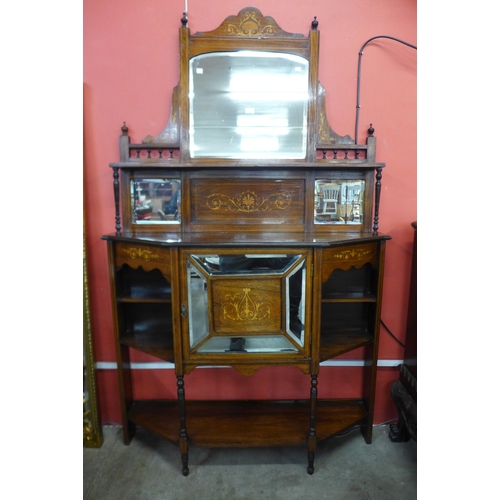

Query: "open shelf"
<box><xmin>117</xmin><ymin>265</ymin><xmax>172</xmax><ymax>302</ymax></box>
<box><xmin>118</xmin><ymin>294</ymin><xmax>171</xmax><ymax>304</ymax></box>
<box><xmin>322</xmin><ymin>263</ymin><xmax>377</xmax><ymax>300</ymax></box>
<box><xmin>322</xmin><ymin>292</ymin><xmax>376</xmax><ymax>303</ymax></box>
<box><xmin>128</xmin><ymin>399</ymin><xmax>367</xmax><ymax>447</ymax></box>
<box><xmin>119</xmin><ymin>302</ymin><xmax>174</xmax><ymax>361</ymax></box>
<box><xmin>320</xmin><ymin>328</ymin><xmax>372</xmax><ymax>360</ymax></box>
<box><xmin>121</xmin><ymin>332</ymin><xmax>174</xmax><ymax>362</ymax></box>
<box><xmin>319</xmin><ymin>300</ymin><xmax>374</xmax><ymax>360</ymax></box>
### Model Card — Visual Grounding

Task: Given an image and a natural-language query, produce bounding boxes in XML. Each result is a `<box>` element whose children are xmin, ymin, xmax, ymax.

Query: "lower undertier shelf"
<box><xmin>128</xmin><ymin>399</ymin><xmax>367</xmax><ymax>448</ymax></box>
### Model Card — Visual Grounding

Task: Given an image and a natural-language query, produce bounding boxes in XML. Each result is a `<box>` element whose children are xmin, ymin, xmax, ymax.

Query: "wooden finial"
<box><xmin>312</xmin><ymin>16</ymin><xmax>318</xmax><ymax>30</ymax></box>
<box><xmin>181</xmin><ymin>12</ymin><xmax>188</xmax><ymax>27</ymax></box>
<box><xmin>368</xmin><ymin>124</ymin><xmax>374</xmax><ymax>136</ymax></box>
<box><xmin>121</xmin><ymin>122</ymin><xmax>129</xmax><ymax>136</ymax></box>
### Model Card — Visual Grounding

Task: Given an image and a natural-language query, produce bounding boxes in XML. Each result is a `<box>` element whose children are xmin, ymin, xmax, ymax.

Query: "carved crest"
<box><xmin>192</xmin><ymin>7</ymin><xmax>306</xmax><ymax>39</ymax></box>
<box><xmin>226</xmin><ymin>10</ymin><xmax>278</xmax><ymax>37</ymax></box>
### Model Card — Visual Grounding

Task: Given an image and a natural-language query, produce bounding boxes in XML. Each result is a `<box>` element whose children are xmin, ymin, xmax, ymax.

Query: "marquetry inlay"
<box><xmin>123</xmin><ymin>247</ymin><xmax>161</xmax><ymax>261</ymax></box>
<box><xmin>318</xmin><ymin>111</ymin><xmax>330</xmax><ymax>143</ymax></box>
<box><xmin>206</xmin><ymin>190</ymin><xmax>291</xmax><ymax>212</ymax></box>
<box><xmin>222</xmin><ymin>287</ymin><xmax>271</xmax><ymax>321</ymax></box>
<box><xmin>225</xmin><ymin>11</ymin><xmax>277</xmax><ymax>36</ymax></box>
<box><xmin>331</xmin><ymin>247</ymin><xmax>374</xmax><ymax>261</ymax></box>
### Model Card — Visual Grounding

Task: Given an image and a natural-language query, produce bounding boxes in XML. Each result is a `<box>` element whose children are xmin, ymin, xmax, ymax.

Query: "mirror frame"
<box><xmin>143</xmin><ymin>7</ymin><xmax>322</xmax><ymax>164</ymax></box>
<box><xmin>130</xmin><ymin>178</ymin><xmax>182</xmax><ymax>225</ymax></box>
<box><xmin>182</xmin><ymin>8</ymin><xmax>319</xmax><ymax>163</ymax></box>
<box><xmin>84</xmin><ymin>224</ymin><xmax>102</xmax><ymax>448</ymax></box>
<box><xmin>119</xmin><ymin>170</ymin><xmax>184</xmax><ymax>233</ymax></box>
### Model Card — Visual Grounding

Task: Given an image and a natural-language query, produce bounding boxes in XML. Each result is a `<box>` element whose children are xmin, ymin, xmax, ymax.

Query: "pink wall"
<box><xmin>84</xmin><ymin>0</ymin><xmax>416</xmax><ymax>425</ymax></box>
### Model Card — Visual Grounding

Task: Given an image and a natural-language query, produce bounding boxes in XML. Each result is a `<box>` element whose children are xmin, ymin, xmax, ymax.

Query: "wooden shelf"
<box><xmin>117</xmin><ymin>286</ymin><xmax>171</xmax><ymax>302</ymax></box>
<box><xmin>129</xmin><ymin>399</ymin><xmax>367</xmax><ymax>447</ymax></box>
<box><xmin>121</xmin><ymin>330</ymin><xmax>174</xmax><ymax>362</ymax></box>
<box><xmin>320</xmin><ymin>328</ymin><xmax>372</xmax><ymax>360</ymax></box>
<box><xmin>322</xmin><ymin>292</ymin><xmax>376</xmax><ymax>303</ymax></box>
<box><xmin>118</xmin><ymin>265</ymin><xmax>171</xmax><ymax>301</ymax></box>
<box><xmin>118</xmin><ymin>296</ymin><xmax>171</xmax><ymax>304</ymax></box>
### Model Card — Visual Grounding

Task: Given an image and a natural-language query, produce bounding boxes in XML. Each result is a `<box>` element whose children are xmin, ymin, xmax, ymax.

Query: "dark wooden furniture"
<box><xmin>103</xmin><ymin>7</ymin><xmax>391</xmax><ymax>475</ymax></box>
<box><xmin>389</xmin><ymin>222</ymin><xmax>417</xmax><ymax>442</ymax></box>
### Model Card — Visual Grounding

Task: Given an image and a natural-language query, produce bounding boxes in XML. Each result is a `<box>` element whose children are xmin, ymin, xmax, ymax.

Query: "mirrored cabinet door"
<box><xmin>183</xmin><ymin>251</ymin><xmax>310</xmax><ymax>358</ymax></box>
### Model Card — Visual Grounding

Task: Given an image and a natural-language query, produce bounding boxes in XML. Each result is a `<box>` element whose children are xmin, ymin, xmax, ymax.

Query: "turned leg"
<box><xmin>112</xmin><ymin>167</ymin><xmax>121</xmax><ymax>235</ymax></box>
<box><xmin>177</xmin><ymin>375</ymin><xmax>189</xmax><ymax>476</ymax></box>
<box><xmin>116</xmin><ymin>345</ymin><xmax>136</xmax><ymax>445</ymax></box>
<box><xmin>307</xmin><ymin>374</ymin><xmax>318</xmax><ymax>475</ymax></box>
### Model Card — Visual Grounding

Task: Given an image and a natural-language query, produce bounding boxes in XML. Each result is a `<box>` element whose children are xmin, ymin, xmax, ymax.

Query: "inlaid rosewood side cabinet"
<box><xmin>102</xmin><ymin>7</ymin><xmax>391</xmax><ymax>476</ymax></box>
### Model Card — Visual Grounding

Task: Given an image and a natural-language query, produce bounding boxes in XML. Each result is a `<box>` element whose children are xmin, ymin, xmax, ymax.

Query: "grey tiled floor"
<box><xmin>84</xmin><ymin>425</ymin><xmax>416</xmax><ymax>500</ymax></box>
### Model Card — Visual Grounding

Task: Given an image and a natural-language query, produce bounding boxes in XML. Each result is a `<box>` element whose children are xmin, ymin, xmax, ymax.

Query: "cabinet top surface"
<box><xmin>102</xmin><ymin>231</ymin><xmax>390</xmax><ymax>247</ymax></box>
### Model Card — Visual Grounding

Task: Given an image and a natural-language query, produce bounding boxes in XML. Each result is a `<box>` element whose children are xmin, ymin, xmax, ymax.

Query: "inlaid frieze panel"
<box><xmin>321</xmin><ymin>243</ymin><xmax>378</xmax><ymax>278</ymax></box>
<box><xmin>115</xmin><ymin>242</ymin><xmax>171</xmax><ymax>278</ymax></box>
<box><xmin>190</xmin><ymin>179</ymin><xmax>305</xmax><ymax>225</ymax></box>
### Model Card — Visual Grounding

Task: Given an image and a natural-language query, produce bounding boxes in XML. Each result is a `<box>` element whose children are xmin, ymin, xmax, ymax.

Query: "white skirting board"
<box><xmin>96</xmin><ymin>359</ymin><xmax>403</xmax><ymax>370</ymax></box>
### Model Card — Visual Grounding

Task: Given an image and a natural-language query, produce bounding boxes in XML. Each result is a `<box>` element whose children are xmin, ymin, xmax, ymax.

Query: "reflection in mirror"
<box><xmin>189</xmin><ymin>51</ymin><xmax>309</xmax><ymax>159</ymax></box>
<box><xmin>196</xmin><ymin>336</ymin><xmax>298</xmax><ymax>354</ymax></box>
<box><xmin>187</xmin><ymin>254</ymin><xmax>306</xmax><ymax>354</ymax></box>
<box><xmin>314</xmin><ymin>180</ymin><xmax>365</xmax><ymax>225</ymax></box>
<box><xmin>191</xmin><ymin>254</ymin><xmax>299</xmax><ymax>275</ymax></box>
<box><xmin>131</xmin><ymin>179</ymin><xmax>181</xmax><ymax>224</ymax></box>
<box><xmin>187</xmin><ymin>262</ymin><xmax>210</xmax><ymax>349</ymax></box>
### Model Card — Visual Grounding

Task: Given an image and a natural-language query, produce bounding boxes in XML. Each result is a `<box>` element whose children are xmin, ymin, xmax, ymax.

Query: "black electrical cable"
<box><xmin>381</xmin><ymin>318</ymin><xmax>405</xmax><ymax>349</ymax></box>
<box><xmin>355</xmin><ymin>35</ymin><xmax>417</xmax><ymax>143</ymax></box>
<box><xmin>355</xmin><ymin>36</ymin><xmax>416</xmax><ymax>349</ymax></box>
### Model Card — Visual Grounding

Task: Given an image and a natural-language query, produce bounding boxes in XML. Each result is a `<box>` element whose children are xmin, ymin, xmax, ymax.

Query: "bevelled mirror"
<box><xmin>314</xmin><ymin>179</ymin><xmax>365</xmax><ymax>225</ymax></box>
<box><xmin>130</xmin><ymin>178</ymin><xmax>181</xmax><ymax>225</ymax></box>
<box><xmin>189</xmin><ymin>51</ymin><xmax>309</xmax><ymax>159</ymax></box>
<box><xmin>186</xmin><ymin>252</ymin><xmax>307</xmax><ymax>355</ymax></box>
